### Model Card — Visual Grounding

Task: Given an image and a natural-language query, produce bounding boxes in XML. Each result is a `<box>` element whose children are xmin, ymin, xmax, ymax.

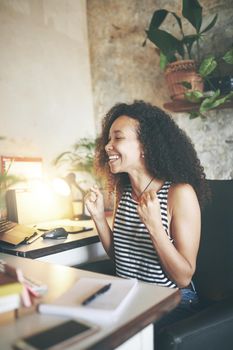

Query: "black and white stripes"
<box><xmin>113</xmin><ymin>181</ymin><xmax>177</xmax><ymax>288</ymax></box>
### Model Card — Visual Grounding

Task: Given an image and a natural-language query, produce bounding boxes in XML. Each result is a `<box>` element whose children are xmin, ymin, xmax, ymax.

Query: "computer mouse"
<box><xmin>42</xmin><ymin>227</ymin><xmax>68</xmax><ymax>240</ymax></box>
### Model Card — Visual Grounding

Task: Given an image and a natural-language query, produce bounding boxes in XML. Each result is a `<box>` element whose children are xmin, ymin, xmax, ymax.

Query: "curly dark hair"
<box><xmin>95</xmin><ymin>100</ymin><xmax>209</xmax><ymax>208</ymax></box>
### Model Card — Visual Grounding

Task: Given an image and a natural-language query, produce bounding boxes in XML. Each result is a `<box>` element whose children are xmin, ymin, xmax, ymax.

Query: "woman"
<box><xmin>85</xmin><ymin>100</ymin><xmax>208</xmax><ymax>338</ymax></box>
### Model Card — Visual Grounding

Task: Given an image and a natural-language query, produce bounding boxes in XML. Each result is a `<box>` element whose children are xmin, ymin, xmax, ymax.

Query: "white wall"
<box><xmin>0</xmin><ymin>0</ymin><xmax>95</xmax><ymax>177</ymax></box>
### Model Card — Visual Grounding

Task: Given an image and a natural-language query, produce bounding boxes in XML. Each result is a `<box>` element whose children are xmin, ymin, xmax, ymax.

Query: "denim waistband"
<box><xmin>180</xmin><ymin>287</ymin><xmax>199</xmax><ymax>305</ymax></box>
<box><xmin>182</xmin><ymin>281</ymin><xmax>196</xmax><ymax>292</ymax></box>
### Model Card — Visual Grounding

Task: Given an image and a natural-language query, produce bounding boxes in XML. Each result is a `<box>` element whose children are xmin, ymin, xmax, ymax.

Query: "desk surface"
<box><xmin>0</xmin><ymin>253</ymin><xmax>180</xmax><ymax>350</ymax></box>
<box><xmin>0</xmin><ymin>219</ymin><xmax>100</xmax><ymax>259</ymax></box>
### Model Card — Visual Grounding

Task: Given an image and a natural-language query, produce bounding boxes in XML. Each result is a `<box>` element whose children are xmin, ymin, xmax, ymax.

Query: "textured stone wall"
<box><xmin>87</xmin><ymin>0</ymin><xmax>233</xmax><ymax>179</ymax></box>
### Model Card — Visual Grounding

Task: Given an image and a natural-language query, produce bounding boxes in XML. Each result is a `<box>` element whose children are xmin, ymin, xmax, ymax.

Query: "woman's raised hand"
<box><xmin>137</xmin><ymin>190</ymin><xmax>163</xmax><ymax>232</ymax></box>
<box><xmin>84</xmin><ymin>185</ymin><xmax>105</xmax><ymax>220</ymax></box>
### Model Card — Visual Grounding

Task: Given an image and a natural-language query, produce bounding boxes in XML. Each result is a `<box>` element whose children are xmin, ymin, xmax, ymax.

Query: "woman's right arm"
<box><xmin>85</xmin><ymin>186</ymin><xmax>114</xmax><ymax>259</ymax></box>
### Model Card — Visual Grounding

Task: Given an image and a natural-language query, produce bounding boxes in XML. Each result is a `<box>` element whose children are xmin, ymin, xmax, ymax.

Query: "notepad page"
<box><xmin>39</xmin><ymin>277</ymin><xmax>138</xmax><ymax>325</ymax></box>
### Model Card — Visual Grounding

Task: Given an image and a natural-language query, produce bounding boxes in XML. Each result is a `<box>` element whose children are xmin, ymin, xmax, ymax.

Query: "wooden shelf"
<box><xmin>163</xmin><ymin>100</ymin><xmax>233</xmax><ymax>113</ymax></box>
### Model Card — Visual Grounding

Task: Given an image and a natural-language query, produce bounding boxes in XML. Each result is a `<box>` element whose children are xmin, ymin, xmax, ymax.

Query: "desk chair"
<box><xmin>76</xmin><ymin>258</ymin><xmax>115</xmax><ymax>276</ymax></box>
<box><xmin>157</xmin><ymin>179</ymin><xmax>233</xmax><ymax>350</ymax></box>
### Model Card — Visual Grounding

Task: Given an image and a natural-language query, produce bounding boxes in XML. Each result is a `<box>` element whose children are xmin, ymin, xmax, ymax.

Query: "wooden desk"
<box><xmin>0</xmin><ymin>219</ymin><xmax>108</xmax><ymax>266</ymax></box>
<box><xmin>0</xmin><ymin>253</ymin><xmax>181</xmax><ymax>350</ymax></box>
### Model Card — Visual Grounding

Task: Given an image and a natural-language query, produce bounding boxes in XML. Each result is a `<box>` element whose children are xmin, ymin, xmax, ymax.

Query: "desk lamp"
<box><xmin>65</xmin><ymin>173</ymin><xmax>90</xmax><ymax>220</ymax></box>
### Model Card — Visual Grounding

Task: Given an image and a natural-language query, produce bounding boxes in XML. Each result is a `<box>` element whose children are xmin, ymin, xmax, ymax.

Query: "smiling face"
<box><xmin>105</xmin><ymin>115</ymin><xmax>145</xmax><ymax>175</ymax></box>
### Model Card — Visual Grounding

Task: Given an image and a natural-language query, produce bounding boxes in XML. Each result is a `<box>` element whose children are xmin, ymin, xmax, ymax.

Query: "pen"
<box><xmin>82</xmin><ymin>283</ymin><xmax>112</xmax><ymax>306</ymax></box>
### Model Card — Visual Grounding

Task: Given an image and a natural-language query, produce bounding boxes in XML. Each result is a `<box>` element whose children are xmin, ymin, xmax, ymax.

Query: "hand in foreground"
<box><xmin>137</xmin><ymin>190</ymin><xmax>163</xmax><ymax>231</ymax></box>
<box><xmin>84</xmin><ymin>185</ymin><xmax>105</xmax><ymax>220</ymax></box>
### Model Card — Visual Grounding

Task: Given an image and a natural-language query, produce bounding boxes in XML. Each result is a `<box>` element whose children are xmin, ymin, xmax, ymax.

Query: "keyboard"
<box><xmin>0</xmin><ymin>218</ymin><xmax>17</xmax><ymax>234</ymax></box>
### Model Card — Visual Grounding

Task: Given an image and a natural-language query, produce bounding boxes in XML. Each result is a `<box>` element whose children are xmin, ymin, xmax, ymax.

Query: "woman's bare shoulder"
<box><xmin>168</xmin><ymin>183</ymin><xmax>199</xmax><ymax>209</ymax></box>
<box><xmin>169</xmin><ymin>183</ymin><xmax>195</xmax><ymax>195</ymax></box>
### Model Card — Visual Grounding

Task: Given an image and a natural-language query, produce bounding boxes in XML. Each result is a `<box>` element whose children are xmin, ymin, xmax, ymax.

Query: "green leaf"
<box><xmin>201</xmin><ymin>93</ymin><xmax>233</xmax><ymax>113</ymax></box>
<box><xmin>200</xmin><ymin>89</ymin><xmax>221</xmax><ymax>112</ymax></box>
<box><xmin>189</xmin><ymin>111</ymin><xmax>200</xmax><ymax>119</ymax></box>
<box><xmin>147</xmin><ymin>9</ymin><xmax>186</xmax><ymax>59</ymax></box>
<box><xmin>182</xmin><ymin>0</ymin><xmax>202</xmax><ymax>32</ymax></box>
<box><xmin>53</xmin><ymin>137</ymin><xmax>96</xmax><ymax>174</ymax></box>
<box><xmin>182</xmin><ymin>34</ymin><xmax>199</xmax><ymax>45</ymax></box>
<box><xmin>148</xmin><ymin>9</ymin><xmax>168</xmax><ymax>31</ymax></box>
<box><xmin>201</xmin><ymin>14</ymin><xmax>218</xmax><ymax>34</ymax></box>
<box><xmin>185</xmin><ymin>90</ymin><xmax>203</xmax><ymax>103</ymax></box>
<box><xmin>0</xmin><ymin>173</ymin><xmax>23</xmax><ymax>191</ymax></box>
<box><xmin>53</xmin><ymin>152</ymin><xmax>73</xmax><ymax>166</ymax></box>
<box><xmin>198</xmin><ymin>56</ymin><xmax>217</xmax><ymax>77</ymax></box>
<box><xmin>181</xmin><ymin>81</ymin><xmax>192</xmax><ymax>89</ymax></box>
<box><xmin>159</xmin><ymin>51</ymin><xmax>168</xmax><ymax>70</ymax></box>
<box><xmin>221</xmin><ymin>91</ymin><xmax>233</xmax><ymax>102</ymax></box>
<box><xmin>223</xmin><ymin>48</ymin><xmax>233</xmax><ymax>64</ymax></box>
<box><xmin>147</xmin><ymin>28</ymin><xmax>184</xmax><ymax>58</ymax></box>
<box><xmin>227</xmin><ymin>91</ymin><xmax>233</xmax><ymax>99</ymax></box>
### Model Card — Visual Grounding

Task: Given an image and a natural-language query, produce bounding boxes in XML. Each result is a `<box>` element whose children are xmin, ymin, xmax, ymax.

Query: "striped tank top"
<box><xmin>113</xmin><ymin>181</ymin><xmax>177</xmax><ymax>288</ymax></box>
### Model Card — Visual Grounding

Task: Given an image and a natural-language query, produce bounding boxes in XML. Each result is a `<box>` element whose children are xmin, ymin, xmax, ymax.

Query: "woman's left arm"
<box><xmin>138</xmin><ymin>184</ymin><xmax>201</xmax><ymax>288</ymax></box>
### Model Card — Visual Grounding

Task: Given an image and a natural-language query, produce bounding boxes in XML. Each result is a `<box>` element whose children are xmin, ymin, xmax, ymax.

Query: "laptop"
<box><xmin>0</xmin><ymin>219</ymin><xmax>38</xmax><ymax>246</ymax></box>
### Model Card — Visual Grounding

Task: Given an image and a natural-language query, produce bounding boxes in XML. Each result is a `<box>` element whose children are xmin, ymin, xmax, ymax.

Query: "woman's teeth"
<box><xmin>109</xmin><ymin>155</ymin><xmax>119</xmax><ymax>162</ymax></box>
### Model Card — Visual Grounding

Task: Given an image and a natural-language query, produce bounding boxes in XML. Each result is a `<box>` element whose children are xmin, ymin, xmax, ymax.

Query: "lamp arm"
<box><xmin>65</xmin><ymin>173</ymin><xmax>90</xmax><ymax>220</ymax></box>
<box><xmin>73</xmin><ymin>183</ymin><xmax>86</xmax><ymax>216</ymax></box>
<box><xmin>73</xmin><ymin>182</ymin><xmax>86</xmax><ymax>196</ymax></box>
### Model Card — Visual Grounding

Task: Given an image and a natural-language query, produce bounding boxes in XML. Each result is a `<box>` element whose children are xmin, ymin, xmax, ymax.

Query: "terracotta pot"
<box><xmin>165</xmin><ymin>60</ymin><xmax>203</xmax><ymax>100</ymax></box>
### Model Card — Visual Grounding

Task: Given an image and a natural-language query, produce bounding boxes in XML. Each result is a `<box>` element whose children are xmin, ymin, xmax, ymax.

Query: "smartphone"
<box><xmin>13</xmin><ymin>319</ymin><xmax>99</xmax><ymax>350</ymax></box>
<box><xmin>63</xmin><ymin>226</ymin><xmax>93</xmax><ymax>234</ymax></box>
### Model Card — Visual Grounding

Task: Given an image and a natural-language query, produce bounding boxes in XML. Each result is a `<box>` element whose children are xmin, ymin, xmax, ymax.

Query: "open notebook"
<box><xmin>39</xmin><ymin>277</ymin><xmax>138</xmax><ymax>325</ymax></box>
<box><xmin>0</xmin><ymin>220</ymin><xmax>38</xmax><ymax>246</ymax></box>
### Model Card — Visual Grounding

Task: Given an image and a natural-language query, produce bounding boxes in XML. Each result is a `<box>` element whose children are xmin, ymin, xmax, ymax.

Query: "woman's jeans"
<box><xmin>154</xmin><ymin>288</ymin><xmax>200</xmax><ymax>348</ymax></box>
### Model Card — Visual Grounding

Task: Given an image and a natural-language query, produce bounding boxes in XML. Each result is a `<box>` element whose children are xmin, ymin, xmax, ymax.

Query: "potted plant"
<box><xmin>54</xmin><ymin>137</ymin><xmax>114</xmax><ymax>215</ymax></box>
<box><xmin>144</xmin><ymin>0</ymin><xmax>218</xmax><ymax>100</ymax></box>
<box><xmin>0</xmin><ymin>142</ymin><xmax>22</xmax><ymax>218</ymax></box>
<box><xmin>53</xmin><ymin>137</ymin><xmax>96</xmax><ymax>219</ymax></box>
<box><xmin>184</xmin><ymin>48</ymin><xmax>233</xmax><ymax>118</ymax></box>
<box><xmin>53</xmin><ymin>137</ymin><xmax>113</xmax><ymax>215</ymax></box>
<box><xmin>53</xmin><ymin>137</ymin><xmax>97</xmax><ymax>177</ymax></box>
<box><xmin>0</xmin><ymin>172</ymin><xmax>21</xmax><ymax>219</ymax></box>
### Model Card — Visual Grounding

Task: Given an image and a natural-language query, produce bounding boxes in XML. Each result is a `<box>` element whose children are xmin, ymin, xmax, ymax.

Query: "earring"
<box><xmin>141</xmin><ymin>153</ymin><xmax>144</xmax><ymax>158</ymax></box>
